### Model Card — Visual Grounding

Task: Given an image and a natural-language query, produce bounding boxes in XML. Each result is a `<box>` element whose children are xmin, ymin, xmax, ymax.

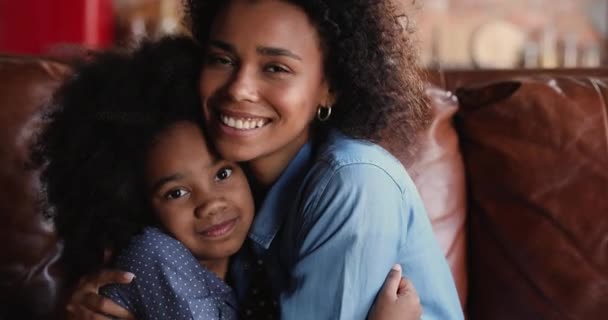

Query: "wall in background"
<box><xmin>414</xmin><ymin>0</ymin><xmax>607</xmax><ymax>69</ymax></box>
<box><xmin>0</xmin><ymin>0</ymin><xmax>114</xmax><ymax>55</ymax></box>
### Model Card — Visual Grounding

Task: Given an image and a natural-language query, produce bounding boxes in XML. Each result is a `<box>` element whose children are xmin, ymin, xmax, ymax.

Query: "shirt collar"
<box><xmin>247</xmin><ymin>141</ymin><xmax>313</xmax><ymax>250</ymax></box>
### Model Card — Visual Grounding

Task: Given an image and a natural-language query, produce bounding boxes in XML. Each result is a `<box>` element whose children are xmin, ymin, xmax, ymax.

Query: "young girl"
<box><xmin>72</xmin><ymin>1</ymin><xmax>464</xmax><ymax>319</ymax></box>
<box><xmin>36</xmin><ymin>37</ymin><xmax>420</xmax><ymax>320</ymax></box>
<box><xmin>36</xmin><ymin>37</ymin><xmax>248</xmax><ymax>319</ymax></box>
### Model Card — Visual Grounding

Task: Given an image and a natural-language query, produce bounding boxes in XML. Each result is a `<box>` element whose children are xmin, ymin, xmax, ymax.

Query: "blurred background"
<box><xmin>0</xmin><ymin>0</ymin><xmax>606</xmax><ymax>69</ymax></box>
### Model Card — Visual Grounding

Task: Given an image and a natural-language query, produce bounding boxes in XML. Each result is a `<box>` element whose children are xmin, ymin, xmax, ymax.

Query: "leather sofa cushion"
<box><xmin>456</xmin><ymin>75</ymin><xmax>608</xmax><ymax>319</ymax></box>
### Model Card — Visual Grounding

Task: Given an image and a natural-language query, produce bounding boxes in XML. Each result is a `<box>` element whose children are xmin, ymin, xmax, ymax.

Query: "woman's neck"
<box><xmin>245</xmin><ymin>130</ymin><xmax>311</xmax><ymax>188</ymax></box>
<box><xmin>199</xmin><ymin>258</ymin><xmax>230</xmax><ymax>280</ymax></box>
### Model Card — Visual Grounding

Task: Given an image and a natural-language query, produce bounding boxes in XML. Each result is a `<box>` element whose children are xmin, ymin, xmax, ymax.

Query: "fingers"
<box><xmin>380</xmin><ymin>264</ymin><xmax>403</xmax><ymax>300</ymax></box>
<box><xmin>82</xmin><ymin>292</ymin><xmax>134</xmax><ymax>318</ymax></box>
<box><xmin>66</xmin><ymin>269</ymin><xmax>135</xmax><ymax>320</ymax></box>
<box><xmin>67</xmin><ymin>303</ymin><xmax>111</xmax><ymax>320</ymax></box>
<box><xmin>369</xmin><ymin>265</ymin><xmax>423</xmax><ymax>320</ymax></box>
<box><xmin>397</xmin><ymin>277</ymin><xmax>408</xmax><ymax>294</ymax></box>
<box><xmin>67</xmin><ymin>295</ymin><xmax>134</xmax><ymax>320</ymax></box>
<box><xmin>93</xmin><ymin>270</ymin><xmax>135</xmax><ymax>288</ymax></box>
<box><xmin>397</xmin><ymin>276</ymin><xmax>417</xmax><ymax>297</ymax></box>
<box><xmin>395</xmin><ymin>276</ymin><xmax>422</xmax><ymax>318</ymax></box>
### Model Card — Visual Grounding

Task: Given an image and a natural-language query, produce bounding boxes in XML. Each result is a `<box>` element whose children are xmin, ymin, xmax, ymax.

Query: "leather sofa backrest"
<box><xmin>453</xmin><ymin>70</ymin><xmax>608</xmax><ymax>319</ymax></box>
<box><xmin>0</xmin><ymin>55</ymin><xmax>71</xmax><ymax>319</ymax></box>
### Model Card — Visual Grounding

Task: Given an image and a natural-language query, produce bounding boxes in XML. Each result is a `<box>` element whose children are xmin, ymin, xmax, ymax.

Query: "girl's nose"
<box><xmin>194</xmin><ymin>199</ymin><xmax>229</xmax><ymax>219</ymax></box>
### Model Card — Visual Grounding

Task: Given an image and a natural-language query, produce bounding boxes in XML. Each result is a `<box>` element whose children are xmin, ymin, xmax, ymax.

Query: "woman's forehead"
<box><xmin>209</xmin><ymin>0</ymin><xmax>322</xmax><ymax>53</ymax></box>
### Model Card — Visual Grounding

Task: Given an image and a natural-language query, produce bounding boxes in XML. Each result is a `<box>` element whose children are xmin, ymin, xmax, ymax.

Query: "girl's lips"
<box><xmin>198</xmin><ymin>218</ymin><xmax>238</xmax><ymax>238</ymax></box>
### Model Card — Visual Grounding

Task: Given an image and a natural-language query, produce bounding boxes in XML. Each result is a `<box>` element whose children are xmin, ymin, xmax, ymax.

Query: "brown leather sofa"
<box><xmin>1</xmin><ymin>54</ymin><xmax>606</xmax><ymax>319</ymax></box>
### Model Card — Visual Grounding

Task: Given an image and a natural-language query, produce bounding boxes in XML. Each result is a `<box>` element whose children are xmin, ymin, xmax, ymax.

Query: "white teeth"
<box><xmin>220</xmin><ymin>114</ymin><xmax>267</xmax><ymax>130</ymax></box>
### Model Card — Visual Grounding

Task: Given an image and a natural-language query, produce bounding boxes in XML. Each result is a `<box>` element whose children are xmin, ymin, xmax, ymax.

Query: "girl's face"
<box><xmin>200</xmin><ymin>0</ymin><xmax>333</xmax><ymax>167</ymax></box>
<box><xmin>145</xmin><ymin>121</ymin><xmax>254</xmax><ymax>264</ymax></box>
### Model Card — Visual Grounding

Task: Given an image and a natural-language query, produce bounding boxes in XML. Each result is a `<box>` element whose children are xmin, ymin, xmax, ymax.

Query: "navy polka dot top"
<box><xmin>100</xmin><ymin>227</ymin><xmax>238</xmax><ymax>320</ymax></box>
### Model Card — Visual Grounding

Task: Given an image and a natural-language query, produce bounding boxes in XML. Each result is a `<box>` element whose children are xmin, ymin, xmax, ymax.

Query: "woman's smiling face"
<box><xmin>199</xmin><ymin>0</ymin><xmax>333</xmax><ymax>172</ymax></box>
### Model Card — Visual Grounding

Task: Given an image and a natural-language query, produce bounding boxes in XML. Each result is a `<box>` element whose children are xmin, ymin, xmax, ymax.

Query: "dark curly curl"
<box><xmin>185</xmin><ymin>0</ymin><xmax>430</xmax><ymax>159</ymax></box>
<box><xmin>31</xmin><ymin>36</ymin><xmax>203</xmax><ymax>283</ymax></box>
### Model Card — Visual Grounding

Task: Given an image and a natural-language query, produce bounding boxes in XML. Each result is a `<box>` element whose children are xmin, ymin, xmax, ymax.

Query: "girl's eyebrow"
<box><xmin>150</xmin><ymin>174</ymin><xmax>184</xmax><ymax>193</ymax></box>
<box><xmin>209</xmin><ymin>40</ymin><xmax>302</xmax><ymax>61</ymax></box>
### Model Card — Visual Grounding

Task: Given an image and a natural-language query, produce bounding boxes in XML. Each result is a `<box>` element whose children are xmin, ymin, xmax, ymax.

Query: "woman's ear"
<box><xmin>320</xmin><ymin>83</ymin><xmax>337</xmax><ymax>107</ymax></box>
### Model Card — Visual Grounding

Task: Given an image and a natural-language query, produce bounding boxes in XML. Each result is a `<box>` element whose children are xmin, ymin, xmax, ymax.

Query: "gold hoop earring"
<box><xmin>317</xmin><ymin>105</ymin><xmax>332</xmax><ymax>122</ymax></box>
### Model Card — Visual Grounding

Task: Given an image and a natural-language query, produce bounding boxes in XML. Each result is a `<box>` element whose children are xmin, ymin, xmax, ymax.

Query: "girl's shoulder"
<box><xmin>114</xmin><ymin>227</ymin><xmax>192</xmax><ymax>266</ymax></box>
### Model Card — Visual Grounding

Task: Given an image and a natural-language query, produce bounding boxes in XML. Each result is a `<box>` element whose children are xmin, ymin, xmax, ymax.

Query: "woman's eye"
<box><xmin>265</xmin><ymin>64</ymin><xmax>289</xmax><ymax>73</ymax></box>
<box><xmin>215</xmin><ymin>167</ymin><xmax>233</xmax><ymax>181</ymax></box>
<box><xmin>165</xmin><ymin>188</ymin><xmax>189</xmax><ymax>200</ymax></box>
<box><xmin>206</xmin><ymin>55</ymin><xmax>234</xmax><ymax>66</ymax></box>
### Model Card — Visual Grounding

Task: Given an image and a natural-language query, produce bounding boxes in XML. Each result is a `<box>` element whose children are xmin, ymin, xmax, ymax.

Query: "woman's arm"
<box><xmin>66</xmin><ymin>265</ymin><xmax>422</xmax><ymax>320</ymax></box>
<box><xmin>65</xmin><ymin>264</ymin><xmax>420</xmax><ymax>320</ymax></box>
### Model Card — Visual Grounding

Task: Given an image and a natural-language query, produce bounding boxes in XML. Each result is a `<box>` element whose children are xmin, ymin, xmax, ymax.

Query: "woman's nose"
<box><xmin>226</xmin><ymin>66</ymin><xmax>259</xmax><ymax>102</ymax></box>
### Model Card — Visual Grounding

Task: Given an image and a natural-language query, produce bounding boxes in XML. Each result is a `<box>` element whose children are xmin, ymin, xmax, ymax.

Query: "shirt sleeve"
<box><xmin>99</xmin><ymin>228</ymin><xmax>198</xmax><ymax>320</ymax></box>
<box><xmin>279</xmin><ymin>163</ymin><xmax>463</xmax><ymax>320</ymax></box>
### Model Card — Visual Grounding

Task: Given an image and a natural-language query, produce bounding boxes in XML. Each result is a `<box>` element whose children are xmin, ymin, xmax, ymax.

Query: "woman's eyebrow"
<box><xmin>209</xmin><ymin>40</ymin><xmax>235</xmax><ymax>53</ymax></box>
<box><xmin>257</xmin><ymin>46</ymin><xmax>302</xmax><ymax>61</ymax></box>
<box><xmin>208</xmin><ymin>40</ymin><xmax>301</xmax><ymax>61</ymax></box>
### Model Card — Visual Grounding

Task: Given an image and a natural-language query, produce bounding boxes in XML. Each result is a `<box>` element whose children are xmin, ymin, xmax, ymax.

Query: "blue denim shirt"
<box><xmin>231</xmin><ymin>130</ymin><xmax>463</xmax><ymax>319</ymax></box>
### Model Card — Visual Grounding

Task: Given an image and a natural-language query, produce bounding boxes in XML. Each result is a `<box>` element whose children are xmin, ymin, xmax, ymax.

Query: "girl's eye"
<box><xmin>165</xmin><ymin>188</ymin><xmax>189</xmax><ymax>200</ymax></box>
<box><xmin>265</xmin><ymin>64</ymin><xmax>289</xmax><ymax>73</ymax></box>
<box><xmin>215</xmin><ymin>167</ymin><xmax>233</xmax><ymax>181</ymax></box>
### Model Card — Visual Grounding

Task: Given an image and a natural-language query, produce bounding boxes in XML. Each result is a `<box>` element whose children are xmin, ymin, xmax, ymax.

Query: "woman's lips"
<box><xmin>208</xmin><ymin>108</ymin><xmax>271</xmax><ymax>133</ymax></box>
<box><xmin>198</xmin><ymin>218</ymin><xmax>238</xmax><ymax>238</ymax></box>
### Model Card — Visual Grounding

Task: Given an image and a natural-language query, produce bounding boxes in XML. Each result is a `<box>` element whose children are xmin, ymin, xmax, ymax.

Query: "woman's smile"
<box><xmin>215</xmin><ymin>108</ymin><xmax>272</xmax><ymax>133</ymax></box>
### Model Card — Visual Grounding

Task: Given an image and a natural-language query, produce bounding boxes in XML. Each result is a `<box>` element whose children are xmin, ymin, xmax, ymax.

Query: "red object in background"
<box><xmin>0</xmin><ymin>0</ymin><xmax>114</xmax><ymax>55</ymax></box>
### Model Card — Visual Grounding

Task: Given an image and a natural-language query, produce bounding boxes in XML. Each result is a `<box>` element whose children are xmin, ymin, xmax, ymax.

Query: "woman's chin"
<box><xmin>215</xmin><ymin>142</ymin><xmax>262</xmax><ymax>163</ymax></box>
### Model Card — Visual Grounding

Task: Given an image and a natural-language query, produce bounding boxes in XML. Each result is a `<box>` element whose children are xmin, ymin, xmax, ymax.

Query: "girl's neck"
<box><xmin>199</xmin><ymin>258</ymin><xmax>230</xmax><ymax>280</ymax></box>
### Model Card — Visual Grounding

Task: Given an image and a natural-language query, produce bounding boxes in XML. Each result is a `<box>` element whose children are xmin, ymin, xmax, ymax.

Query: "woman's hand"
<box><xmin>369</xmin><ymin>264</ymin><xmax>422</xmax><ymax>320</ymax></box>
<box><xmin>66</xmin><ymin>270</ymin><xmax>136</xmax><ymax>320</ymax></box>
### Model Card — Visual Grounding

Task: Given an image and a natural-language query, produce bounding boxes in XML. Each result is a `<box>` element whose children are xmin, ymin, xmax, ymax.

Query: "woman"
<box><xmin>68</xmin><ymin>0</ymin><xmax>463</xmax><ymax>319</ymax></box>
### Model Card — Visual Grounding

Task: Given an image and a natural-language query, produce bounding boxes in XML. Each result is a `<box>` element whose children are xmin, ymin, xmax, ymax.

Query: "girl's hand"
<box><xmin>66</xmin><ymin>270</ymin><xmax>135</xmax><ymax>320</ymax></box>
<box><xmin>369</xmin><ymin>264</ymin><xmax>422</xmax><ymax>320</ymax></box>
